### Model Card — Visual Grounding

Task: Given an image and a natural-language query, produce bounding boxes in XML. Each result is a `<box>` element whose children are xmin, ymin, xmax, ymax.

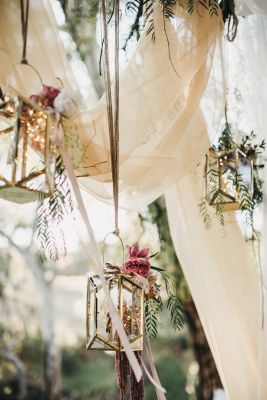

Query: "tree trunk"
<box><xmin>0</xmin><ymin>231</ymin><xmax>62</xmax><ymax>400</ymax></box>
<box><xmin>184</xmin><ymin>297</ymin><xmax>223</xmax><ymax>400</ymax></box>
<box><xmin>27</xmin><ymin>254</ymin><xmax>61</xmax><ymax>400</ymax></box>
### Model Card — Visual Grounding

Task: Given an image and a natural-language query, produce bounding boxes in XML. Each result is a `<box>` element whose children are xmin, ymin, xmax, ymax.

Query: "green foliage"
<box><xmin>218</xmin><ymin>122</ymin><xmax>235</xmax><ymax>150</ymax></box>
<box><xmin>166</xmin><ymin>293</ymin><xmax>184</xmax><ymax>330</ymax></box>
<box><xmin>145</xmin><ymin>265</ymin><xmax>184</xmax><ymax>340</ymax></box>
<box><xmin>199</xmin><ymin>198</ymin><xmax>211</xmax><ymax>229</ymax></box>
<box><xmin>36</xmin><ymin>156</ymin><xmax>73</xmax><ymax>262</ymax></box>
<box><xmin>125</xmin><ymin>0</ymin><xmax>222</xmax><ymax>48</ymax></box>
<box><xmin>144</xmin><ymin>296</ymin><xmax>162</xmax><ymax>340</ymax></box>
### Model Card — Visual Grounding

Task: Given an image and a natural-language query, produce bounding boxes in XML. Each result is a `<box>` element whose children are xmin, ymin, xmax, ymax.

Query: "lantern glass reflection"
<box><xmin>0</xmin><ymin>96</ymin><xmax>56</xmax><ymax>203</ymax></box>
<box><xmin>86</xmin><ymin>267</ymin><xmax>144</xmax><ymax>351</ymax></box>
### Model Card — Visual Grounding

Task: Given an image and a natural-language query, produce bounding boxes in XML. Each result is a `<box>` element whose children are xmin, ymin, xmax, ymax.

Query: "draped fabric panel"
<box><xmin>1</xmin><ymin>1</ymin><xmax>267</xmax><ymax>398</ymax></box>
<box><xmin>165</xmin><ymin>173</ymin><xmax>263</xmax><ymax>399</ymax></box>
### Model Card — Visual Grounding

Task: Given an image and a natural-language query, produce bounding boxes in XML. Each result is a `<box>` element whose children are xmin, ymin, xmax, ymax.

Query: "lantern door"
<box><xmin>120</xmin><ymin>275</ymin><xmax>144</xmax><ymax>351</ymax></box>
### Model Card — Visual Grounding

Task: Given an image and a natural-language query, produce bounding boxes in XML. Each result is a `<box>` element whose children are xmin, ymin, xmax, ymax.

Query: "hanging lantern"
<box><xmin>86</xmin><ymin>264</ymin><xmax>144</xmax><ymax>351</ymax></box>
<box><xmin>0</xmin><ymin>95</ymin><xmax>56</xmax><ymax>203</ymax></box>
<box><xmin>206</xmin><ymin>146</ymin><xmax>254</xmax><ymax>211</ymax></box>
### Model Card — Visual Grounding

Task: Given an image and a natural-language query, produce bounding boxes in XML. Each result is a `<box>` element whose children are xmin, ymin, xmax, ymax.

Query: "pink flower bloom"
<box><xmin>127</xmin><ymin>243</ymin><xmax>150</xmax><ymax>258</ymax></box>
<box><xmin>124</xmin><ymin>243</ymin><xmax>150</xmax><ymax>277</ymax></box>
<box><xmin>138</xmin><ymin>247</ymin><xmax>149</xmax><ymax>258</ymax></box>
<box><xmin>42</xmin><ymin>84</ymin><xmax>61</xmax><ymax>102</ymax></box>
<box><xmin>124</xmin><ymin>257</ymin><xmax>150</xmax><ymax>278</ymax></box>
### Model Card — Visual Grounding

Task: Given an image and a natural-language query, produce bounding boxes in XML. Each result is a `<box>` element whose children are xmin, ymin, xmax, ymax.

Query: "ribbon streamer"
<box><xmin>60</xmin><ymin>144</ymin><xmax>142</xmax><ymax>382</ymax></box>
<box><xmin>144</xmin><ymin>337</ymin><xmax>167</xmax><ymax>399</ymax></box>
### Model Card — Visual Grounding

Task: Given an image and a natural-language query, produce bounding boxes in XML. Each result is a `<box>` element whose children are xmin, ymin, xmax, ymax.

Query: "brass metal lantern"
<box><xmin>206</xmin><ymin>147</ymin><xmax>254</xmax><ymax>211</ymax></box>
<box><xmin>0</xmin><ymin>95</ymin><xmax>56</xmax><ymax>203</ymax></box>
<box><xmin>86</xmin><ymin>265</ymin><xmax>144</xmax><ymax>351</ymax></box>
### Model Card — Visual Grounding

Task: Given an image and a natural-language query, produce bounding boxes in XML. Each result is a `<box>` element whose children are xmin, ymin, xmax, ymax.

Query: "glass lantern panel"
<box><xmin>87</xmin><ymin>274</ymin><xmax>120</xmax><ymax>350</ymax></box>
<box><xmin>218</xmin><ymin>150</ymin><xmax>237</xmax><ymax>201</ymax></box>
<box><xmin>0</xmin><ymin>97</ymin><xmax>18</xmax><ymax>184</ymax></box>
<box><xmin>236</xmin><ymin>149</ymin><xmax>253</xmax><ymax>193</ymax></box>
<box><xmin>207</xmin><ymin>150</ymin><xmax>220</xmax><ymax>198</ymax></box>
<box><xmin>121</xmin><ymin>276</ymin><xmax>143</xmax><ymax>351</ymax></box>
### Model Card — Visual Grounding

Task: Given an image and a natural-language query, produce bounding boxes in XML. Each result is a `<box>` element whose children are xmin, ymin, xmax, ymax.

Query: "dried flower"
<box><xmin>30</xmin><ymin>84</ymin><xmax>60</xmax><ymax>109</ymax></box>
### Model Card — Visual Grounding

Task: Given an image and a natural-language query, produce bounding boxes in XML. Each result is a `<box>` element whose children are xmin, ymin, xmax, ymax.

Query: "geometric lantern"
<box><xmin>206</xmin><ymin>146</ymin><xmax>254</xmax><ymax>211</ymax></box>
<box><xmin>86</xmin><ymin>264</ymin><xmax>144</xmax><ymax>352</ymax></box>
<box><xmin>0</xmin><ymin>95</ymin><xmax>56</xmax><ymax>203</ymax></box>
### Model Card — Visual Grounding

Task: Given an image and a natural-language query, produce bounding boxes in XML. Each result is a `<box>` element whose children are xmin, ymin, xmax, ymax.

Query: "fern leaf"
<box><xmin>166</xmin><ymin>293</ymin><xmax>184</xmax><ymax>330</ymax></box>
<box><xmin>145</xmin><ymin>297</ymin><xmax>162</xmax><ymax>340</ymax></box>
<box><xmin>36</xmin><ymin>156</ymin><xmax>74</xmax><ymax>261</ymax></box>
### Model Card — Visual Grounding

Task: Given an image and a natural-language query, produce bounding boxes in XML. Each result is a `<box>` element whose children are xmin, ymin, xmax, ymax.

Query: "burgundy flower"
<box><xmin>124</xmin><ymin>243</ymin><xmax>150</xmax><ymax>278</ymax></box>
<box><xmin>30</xmin><ymin>84</ymin><xmax>60</xmax><ymax>109</ymax></box>
<box><xmin>42</xmin><ymin>84</ymin><xmax>61</xmax><ymax>106</ymax></box>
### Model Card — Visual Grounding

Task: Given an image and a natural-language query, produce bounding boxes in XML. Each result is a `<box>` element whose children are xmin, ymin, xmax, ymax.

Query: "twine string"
<box><xmin>20</xmin><ymin>0</ymin><xmax>30</xmax><ymax>64</ymax></box>
<box><xmin>101</xmin><ymin>0</ymin><xmax>120</xmax><ymax>236</ymax></box>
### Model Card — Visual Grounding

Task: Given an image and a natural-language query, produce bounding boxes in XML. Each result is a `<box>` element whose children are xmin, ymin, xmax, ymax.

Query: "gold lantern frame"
<box><xmin>0</xmin><ymin>95</ymin><xmax>56</xmax><ymax>202</ymax></box>
<box><xmin>206</xmin><ymin>146</ymin><xmax>254</xmax><ymax>212</ymax></box>
<box><xmin>86</xmin><ymin>267</ymin><xmax>144</xmax><ymax>352</ymax></box>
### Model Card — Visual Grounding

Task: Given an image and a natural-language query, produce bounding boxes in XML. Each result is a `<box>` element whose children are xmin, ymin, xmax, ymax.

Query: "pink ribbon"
<box><xmin>144</xmin><ymin>336</ymin><xmax>166</xmax><ymax>399</ymax></box>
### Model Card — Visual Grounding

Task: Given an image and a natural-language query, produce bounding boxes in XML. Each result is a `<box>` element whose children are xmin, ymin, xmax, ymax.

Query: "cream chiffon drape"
<box><xmin>0</xmin><ymin>0</ymin><xmax>266</xmax><ymax>399</ymax></box>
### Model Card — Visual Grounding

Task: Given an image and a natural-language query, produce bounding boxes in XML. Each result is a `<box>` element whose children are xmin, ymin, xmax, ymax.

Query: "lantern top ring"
<box><xmin>4</xmin><ymin>61</ymin><xmax>44</xmax><ymax>96</ymax></box>
<box><xmin>102</xmin><ymin>231</ymin><xmax>125</xmax><ymax>266</ymax></box>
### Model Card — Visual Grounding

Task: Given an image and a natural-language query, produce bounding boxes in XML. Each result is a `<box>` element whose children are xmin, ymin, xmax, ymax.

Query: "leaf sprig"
<box><xmin>144</xmin><ymin>264</ymin><xmax>184</xmax><ymax>340</ymax></box>
<box><xmin>36</xmin><ymin>156</ymin><xmax>74</xmax><ymax>262</ymax></box>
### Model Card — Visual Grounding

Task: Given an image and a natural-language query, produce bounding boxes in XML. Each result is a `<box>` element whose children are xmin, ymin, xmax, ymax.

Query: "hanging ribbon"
<box><xmin>101</xmin><ymin>0</ymin><xmax>120</xmax><ymax>235</ymax></box>
<box><xmin>20</xmin><ymin>0</ymin><xmax>30</xmax><ymax>64</ymax></box>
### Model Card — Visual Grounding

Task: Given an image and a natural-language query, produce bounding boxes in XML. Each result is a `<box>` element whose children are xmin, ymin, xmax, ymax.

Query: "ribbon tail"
<box><xmin>143</xmin><ymin>336</ymin><xmax>167</xmax><ymax>400</ymax></box>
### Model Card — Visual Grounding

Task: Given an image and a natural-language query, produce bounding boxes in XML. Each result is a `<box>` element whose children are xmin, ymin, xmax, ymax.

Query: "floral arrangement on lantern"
<box><xmin>199</xmin><ymin>122</ymin><xmax>265</xmax><ymax>231</ymax></box>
